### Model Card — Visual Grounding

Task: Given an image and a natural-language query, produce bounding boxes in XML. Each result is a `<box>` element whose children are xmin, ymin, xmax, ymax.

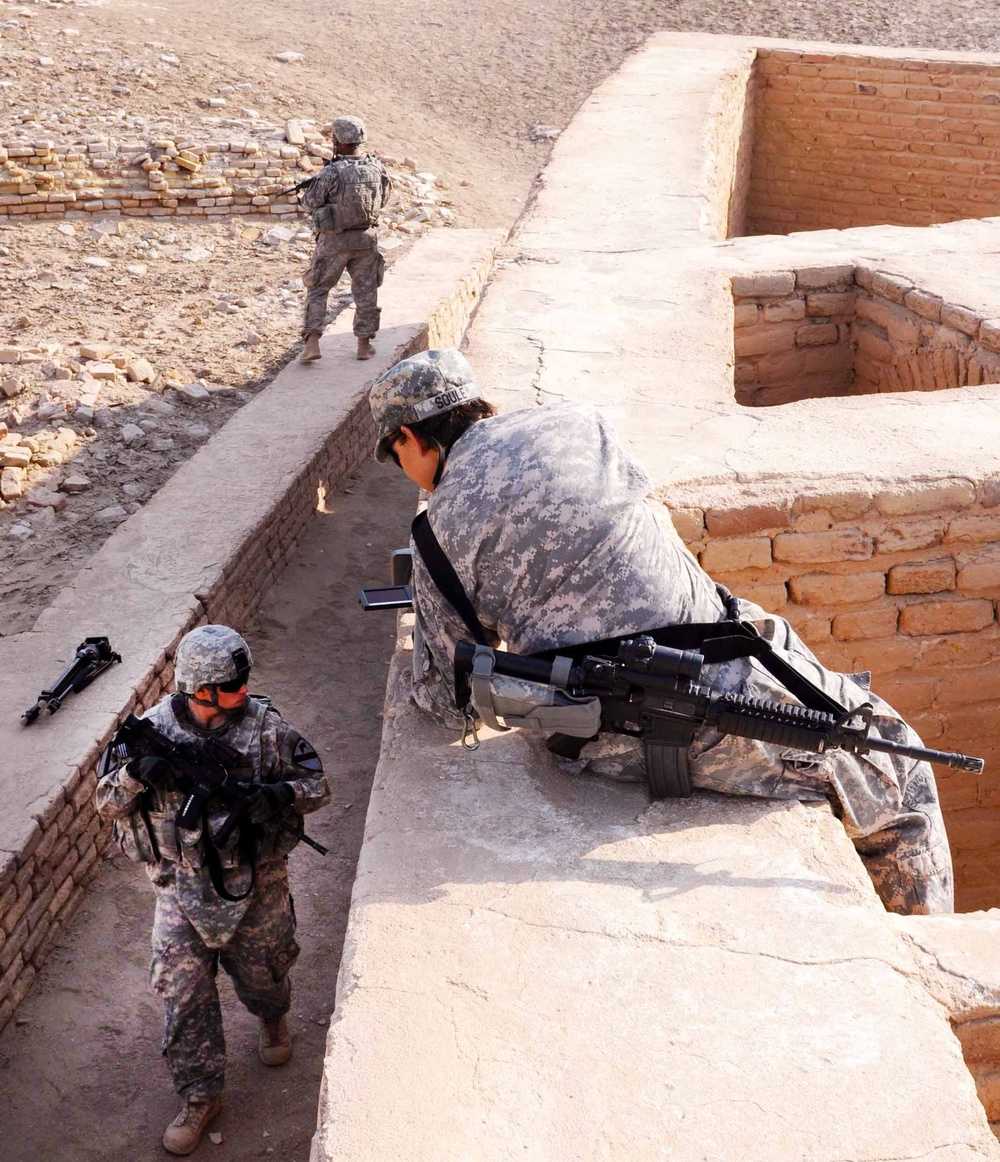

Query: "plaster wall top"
<box><xmin>468</xmin><ymin>31</ymin><xmax>1000</xmax><ymax>505</ymax></box>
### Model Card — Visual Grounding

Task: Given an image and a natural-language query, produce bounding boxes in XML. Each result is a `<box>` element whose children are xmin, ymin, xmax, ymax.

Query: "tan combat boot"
<box><xmin>162</xmin><ymin>1096</ymin><xmax>221</xmax><ymax>1156</ymax></box>
<box><xmin>356</xmin><ymin>337</ymin><xmax>375</xmax><ymax>360</ymax></box>
<box><xmin>259</xmin><ymin>1014</ymin><xmax>292</xmax><ymax>1066</ymax></box>
<box><xmin>300</xmin><ymin>333</ymin><xmax>322</xmax><ymax>362</ymax></box>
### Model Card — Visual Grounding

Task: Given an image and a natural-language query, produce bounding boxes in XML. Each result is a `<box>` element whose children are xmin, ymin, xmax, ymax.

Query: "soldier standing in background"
<box><xmin>300</xmin><ymin>115</ymin><xmax>393</xmax><ymax>363</ymax></box>
<box><xmin>96</xmin><ymin>625</ymin><xmax>330</xmax><ymax>1155</ymax></box>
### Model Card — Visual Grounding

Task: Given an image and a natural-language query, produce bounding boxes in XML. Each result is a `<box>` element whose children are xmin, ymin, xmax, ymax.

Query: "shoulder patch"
<box><xmin>292</xmin><ymin>735</ymin><xmax>323</xmax><ymax>771</ymax></box>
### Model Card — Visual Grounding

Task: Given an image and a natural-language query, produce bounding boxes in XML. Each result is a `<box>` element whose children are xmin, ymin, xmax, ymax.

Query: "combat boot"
<box><xmin>162</xmin><ymin>1096</ymin><xmax>221</xmax><ymax>1156</ymax></box>
<box><xmin>356</xmin><ymin>337</ymin><xmax>375</xmax><ymax>361</ymax></box>
<box><xmin>300</xmin><ymin>333</ymin><xmax>322</xmax><ymax>362</ymax></box>
<box><xmin>259</xmin><ymin>1014</ymin><xmax>292</xmax><ymax>1066</ymax></box>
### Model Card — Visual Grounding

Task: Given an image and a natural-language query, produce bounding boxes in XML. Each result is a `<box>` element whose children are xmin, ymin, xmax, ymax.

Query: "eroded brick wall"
<box><xmin>705</xmin><ymin>52</ymin><xmax>757</xmax><ymax>240</ymax></box>
<box><xmin>734</xmin><ymin>263</ymin><xmax>1000</xmax><ymax>404</ymax></box>
<box><xmin>670</xmin><ymin>480</ymin><xmax>1000</xmax><ymax>913</ymax></box>
<box><xmin>747</xmin><ymin>49</ymin><xmax>1000</xmax><ymax>235</ymax></box>
<box><xmin>0</xmin><ymin>248</ymin><xmax>493</xmax><ymax>1035</ymax></box>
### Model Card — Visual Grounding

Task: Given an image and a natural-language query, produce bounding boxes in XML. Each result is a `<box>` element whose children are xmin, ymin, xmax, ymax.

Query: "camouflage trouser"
<box><xmin>150</xmin><ymin>861</ymin><xmax>300</xmax><ymax>1100</ymax></box>
<box><xmin>302</xmin><ymin>234</ymin><xmax>384</xmax><ymax>339</ymax></box>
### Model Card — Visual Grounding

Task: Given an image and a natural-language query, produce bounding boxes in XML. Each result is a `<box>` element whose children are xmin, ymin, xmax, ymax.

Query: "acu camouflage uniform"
<box><xmin>96</xmin><ymin>693</ymin><xmax>330</xmax><ymax>1100</ymax></box>
<box><xmin>301</xmin><ymin>154</ymin><xmax>392</xmax><ymax>340</ymax></box>
<box><xmin>403</xmin><ymin>399</ymin><xmax>954</xmax><ymax>916</ymax></box>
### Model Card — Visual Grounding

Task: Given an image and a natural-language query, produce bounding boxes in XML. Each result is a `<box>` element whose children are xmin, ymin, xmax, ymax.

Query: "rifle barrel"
<box><xmin>863</xmin><ymin>735</ymin><xmax>984</xmax><ymax>773</ymax></box>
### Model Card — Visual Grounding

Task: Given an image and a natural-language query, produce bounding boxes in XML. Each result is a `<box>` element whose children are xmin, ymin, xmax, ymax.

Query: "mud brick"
<box><xmin>73</xmin><ymin>843</ymin><xmax>99</xmax><ymax>886</ymax></box>
<box><xmin>903</xmin><ymin>288</ymin><xmax>943</xmax><ymax>321</ymax></box>
<box><xmin>731</xmin><ymin>271</ymin><xmax>795</xmax><ymax>298</ymax></box>
<box><xmin>10</xmin><ymin>963</ymin><xmax>36</xmax><ymax>1011</ymax></box>
<box><xmin>75</xmin><ymin>816</ymin><xmax>101</xmax><ymax>856</ymax></box>
<box><xmin>773</xmin><ymin>529</ymin><xmax>873</xmax><ymax>564</ymax></box>
<box><xmin>832</xmin><ymin>605</ymin><xmax>900</xmax><ymax>641</ymax></box>
<box><xmin>700</xmin><ymin>537</ymin><xmax>771</xmax><ymax>572</ymax></box>
<box><xmin>886</xmin><ymin>559</ymin><xmax>956</xmax><ymax>595</ymax></box>
<box><xmin>795</xmin><ymin>265</ymin><xmax>855</xmax><ymax>290</ymax></box>
<box><xmin>875</xmin><ymin>483</ymin><xmax>975</xmax><ymax>517</ymax></box>
<box><xmin>705</xmin><ymin>505</ymin><xmax>792</xmax><ymax>537</ymax></box>
<box><xmin>899</xmin><ymin>599</ymin><xmax>994</xmax><ymax>636</ymax></box>
<box><xmin>940</xmin><ymin>303</ymin><xmax>981</xmax><ymax>336</ymax></box>
<box><xmin>946</xmin><ymin>513</ymin><xmax>1000</xmax><ymax>544</ymax></box>
<box><xmin>668</xmin><ymin>507</ymin><xmax>704</xmax><ymax>543</ymax></box>
<box><xmin>0</xmin><ymin>953</ymin><xmax>24</xmax><ymax>1006</ymax></box>
<box><xmin>0</xmin><ymin>907</ymin><xmax>28</xmax><ymax>974</ymax></box>
<box><xmin>790</xmin><ymin>571</ymin><xmax>886</xmax><ymax>606</ymax></box>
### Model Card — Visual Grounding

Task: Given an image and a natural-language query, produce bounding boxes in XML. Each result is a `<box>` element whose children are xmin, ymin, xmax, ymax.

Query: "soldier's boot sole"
<box><xmin>259</xmin><ymin>1014</ymin><xmax>293</xmax><ymax>1066</ymax></box>
<box><xmin>356</xmin><ymin>337</ymin><xmax>375</xmax><ymax>361</ymax></box>
<box><xmin>300</xmin><ymin>334</ymin><xmax>322</xmax><ymax>362</ymax></box>
<box><xmin>162</xmin><ymin>1096</ymin><xmax>221</xmax><ymax>1156</ymax></box>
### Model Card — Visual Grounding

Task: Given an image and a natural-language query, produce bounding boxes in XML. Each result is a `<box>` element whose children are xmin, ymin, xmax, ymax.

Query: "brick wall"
<box><xmin>746</xmin><ymin>49</ymin><xmax>1000</xmax><ymax>235</ymax></box>
<box><xmin>0</xmin><ymin>243</ymin><xmax>495</xmax><ymax>1035</ymax></box>
<box><xmin>705</xmin><ymin>52</ymin><xmax>757</xmax><ymax>240</ymax></box>
<box><xmin>670</xmin><ymin>480</ymin><xmax>1000</xmax><ymax>912</ymax></box>
<box><xmin>0</xmin><ymin>130</ymin><xmax>325</xmax><ymax>221</ymax></box>
<box><xmin>734</xmin><ymin>263</ymin><xmax>1000</xmax><ymax>404</ymax></box>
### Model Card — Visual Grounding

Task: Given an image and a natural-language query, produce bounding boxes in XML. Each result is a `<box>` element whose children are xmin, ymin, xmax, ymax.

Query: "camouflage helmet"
<box><xmin>174</xmin><ymin>624</ymin><xmax>253</xmax><ymax>693</ymax></box>
<box><xmin>332</xmin><ymin>115</ymin><xmax>366</xmax><ymax>145</ymax></box>
<box><xmin>369</xmin><ymin>348</ymin><xmax>482</xmax><ymax>462</ymax></box>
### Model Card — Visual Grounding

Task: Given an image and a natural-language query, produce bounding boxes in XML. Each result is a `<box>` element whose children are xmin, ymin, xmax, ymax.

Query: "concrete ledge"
<box><xmin>0</xmin><ymin>227</ymin><xmax>503</xmax><ymax>1031</ymax></box>
<box><xmin>313</xmin><ymin>641</ymin><xmax>999</xmax><ymax>1160</ymax></box>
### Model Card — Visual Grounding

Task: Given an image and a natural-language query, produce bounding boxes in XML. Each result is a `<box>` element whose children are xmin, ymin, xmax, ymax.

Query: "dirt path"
<box><xmin>0</xmin><ymin>461</ymin><xmax>415</xmax><ymax>1161</ymax></box>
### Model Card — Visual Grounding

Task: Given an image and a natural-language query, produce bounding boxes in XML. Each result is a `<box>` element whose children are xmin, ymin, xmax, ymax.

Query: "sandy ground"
<box><xmin>7</xmin><ymin>0</ymin><xmax>1000</xmax><ymax>1157</ymax></box>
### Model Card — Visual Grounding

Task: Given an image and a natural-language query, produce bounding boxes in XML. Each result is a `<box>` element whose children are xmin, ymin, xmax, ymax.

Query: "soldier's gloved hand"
<box><xmin>134</xmin><ymin>756</ymin><xmax>170</xmax><ymax>786</ymax></box>
<box><xmin>245</xmin><ymin>782</ymin><xmax>296</xmax><ymax>824</ymax></box>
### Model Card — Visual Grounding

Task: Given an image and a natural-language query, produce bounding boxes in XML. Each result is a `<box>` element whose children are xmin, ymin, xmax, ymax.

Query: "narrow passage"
<box><xmin>0</xmin><ymin>461</ymin><xmax>415</xmax><ymax>1162</ymax></box>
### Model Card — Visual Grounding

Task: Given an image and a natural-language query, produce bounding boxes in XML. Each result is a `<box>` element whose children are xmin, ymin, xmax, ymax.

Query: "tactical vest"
<box><xmin>316</xmin><ymin>155</ymin><xmax>385</xmax><ymax>233</ymax></box>
<box><xmin>110</xmin><ymin>694</ymin><xmax>273</xmax><ymax>868</ymax></box>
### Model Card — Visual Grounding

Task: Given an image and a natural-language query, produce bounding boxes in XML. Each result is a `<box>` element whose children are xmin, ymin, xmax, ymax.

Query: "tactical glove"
<box><xmin>135</xmin><ymin>755</ymin><xmax>171</xmax><ymax>786</ymax></box>
<box><xmin>246</xmin><ymin>782</ymin><xmax>296</xmax><ymax>824</ymax></box>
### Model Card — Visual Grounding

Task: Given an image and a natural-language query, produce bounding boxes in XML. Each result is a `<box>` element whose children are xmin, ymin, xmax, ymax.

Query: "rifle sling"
<box><xmin>409</xmin><ymin>517</ymin><xmax>848</xmax><ymax>792</ymax></box>
<box><xmin>411</xmin><ymin>511</ymin><xmax>491</xmax><ymax>646</ymax></box>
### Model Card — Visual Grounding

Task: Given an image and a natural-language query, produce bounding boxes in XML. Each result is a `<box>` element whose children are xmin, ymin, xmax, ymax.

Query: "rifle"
<box><xmin>453</xmin><ymin>636</ymin><xmax>984</xmax><ymax>800</ymax></box>
<box><xmin>22</xmin><ymin>637</ymin><xmax>121</xmax><ymax>725</ymax></box>
<box><xmin>113</xmin><ymin>713</ymin><xmax>328</xmax><ymax>857</ymax></box>
<box><xmin>274</xmin><ymin>156</ymin><xmax>336</xmax><ymax>199</ymax></box>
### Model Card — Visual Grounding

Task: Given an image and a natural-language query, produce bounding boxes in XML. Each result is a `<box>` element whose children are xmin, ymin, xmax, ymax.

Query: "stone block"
<box><xmin>773</xmin><ymin>529</ymin><xmax>873</xmax><ymax>564</ymax></box>
<box><xmin>730</xmin><ymin>271</ymin><xmax>795</xmax><ymax>298</ymax></box>
<box><xmin>886</xmin><ymin>559</ymin><xmax>956</xmax><ymax>595</ymax></box>
<box><xmin>700</xmin><ymin>537</ymin><xmax>771</xmax><ymax>573</ymax></box>
<box><xmin>789</xmin><ymin>571</ymin><xmax>886</xmax><ymax>606</ymax></box>
<box><xmin>946</xmin><ymin>513</ymin><xmax>1000</xmax><ymax>544</ymax></box>
<box><xmin>762</xmin><ymin>299</ymin><xmax>805</xmax><ymax>323</ymax></box>
<box><xmin>796</xmin><ymin>323</ymin><xmax>839</xmax><ymax>347</ymax></box>
<box><xmin>875</xmin><ymin>482</ymin><xmax>975</xmax><ymax>517</ymax></box>
<box><xmin>705</xmin><ymin>505</ymin><xmax>792</xmax><ymax>537</ymax></box>
<box><xmin>806</xmin><ymin>291</ymin><xmax>855</xmax><ymax>317</ymax></box>
<box><xmin>935</xmin><ymin>666</ymin><xmax>1000</xmax><ymax>708</ymax></box>
<box><xmin>940</xmin><ymin>303</ymin><xmax>981</xmax><ymax>336</ymax></box>
<box><xmin>832</xmin><ymin>605</ymin><xmax>900</xmax><ymax>641</ymax></box>
<box><xmin>903</xmin><ymin>288</ymin><xmax>943</xmax><ymax>322</ymax></box>
<box><xmin>870</xmin><ymin>271</ymin><xmax>913</xmax><ymax>304</ymax></box>
<box><xmin>1</xmin><ymin>466</ymin><xmax>24</xmax><ymax>501</ymax></box>
<box><xmin>957</xmin><ymin>559</ymin><xmax>1000</xmax><ymax>592</ymax></box>
<box><xmin>795</xmin><ymin>265</ymin><xmax>855</xmax><ymax>290</ymax></box>
<box><xmin>978</xmin><ymin>320</ymin><xmax>1000</xmax><ymax>353</ymax></box>
<box><xmin>899</xmin><ymin>599</ymin><xmax>994</xmax><ymax>636</ymax></box>
<box><xmin>875</xmin><ymin>519</ymin><xmax>946</xmax><ymax>554</ymax></box>
<box><xmin>668</xmin><ymin>507</ymin><xmax>704</xmax><ymax>543</ymax></box>
<box><xmin>2</xmin><ymin>446</ymin><xmax>30</xmax><ymax>468</ymax></box>
<box><xmin>732</xmin><ymin>581</ymin><xmax>787</xmax><ymax>611</ymax></box>
<box><xmin>733</xmin><ymin>322</ymin><xmax>798</xmax><ymax>357</ymax></box>
<box><xmin>126</xmin><ymin>358</ymin><xmax>155</xmax><ymax>383</ymax></box>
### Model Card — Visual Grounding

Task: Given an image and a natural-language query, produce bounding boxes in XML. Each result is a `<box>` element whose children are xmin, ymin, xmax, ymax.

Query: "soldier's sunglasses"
<box><xmin>216</xmin><ymin>677</ymin><xmax>247</xmax><ymax>694</ymax></box>
<box><xmin>378</xmin><ymin>430</ymin><xmax>403</xmax><ymax>468</ymax></box>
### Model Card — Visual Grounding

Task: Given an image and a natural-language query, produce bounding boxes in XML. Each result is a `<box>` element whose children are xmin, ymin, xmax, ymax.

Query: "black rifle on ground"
<box><xmin>113</xmin><ymin>713</ymin><xmax>328</xmax><ymax>857</ymax></box>
<box><xmin>22</xmin><ymin>637</ymin><xmax>122</xmax><ymax>725</ymax></box>
<box><xmin>453</xmin><ymin>636</ymin><xmax>984</xmax><ymax>799</ymax></box>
